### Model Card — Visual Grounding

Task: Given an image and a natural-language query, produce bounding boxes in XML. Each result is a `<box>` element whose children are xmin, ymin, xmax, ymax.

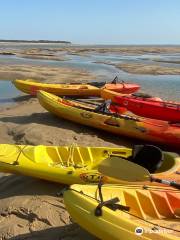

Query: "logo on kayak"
<box><xmin>80</xmin><ymin>112</ymin><xmax>93</xmax><ymax>119</ymax></box>
<box><xmin>80</xmin><ymin>172</ymin><xmax>107</xmax><ymax>183</ymax></box>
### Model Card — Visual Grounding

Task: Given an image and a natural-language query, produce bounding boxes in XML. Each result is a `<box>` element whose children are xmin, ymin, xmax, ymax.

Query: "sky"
<box><xmin>0</xmin><ymin>0</ymin><xmax>180</xmax><ymax>44</ymax></box>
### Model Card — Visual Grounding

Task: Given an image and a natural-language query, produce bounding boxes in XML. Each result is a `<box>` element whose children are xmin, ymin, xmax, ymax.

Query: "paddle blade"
<box><xmin>98</xmin><ymin>157</ymin><xmax>150</xmax><ymax>182</ymax></box>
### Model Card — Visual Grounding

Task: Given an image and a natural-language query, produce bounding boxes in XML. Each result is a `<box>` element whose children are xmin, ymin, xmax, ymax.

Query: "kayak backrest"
<box><xmin>156</xmin><ymin>152</ymin><xmax>180</xmax><ymax>173</ymax></box>
<box><xmin>94</xmin><ymin>100</ymin><xmax>112</xmax><ymax>113</ymax></box>
<box><xmin>89</xmin><ymin>81</ymin><xmax>105</xmax><ymax>88</ymax></box>
<box><xmin>131</xmin><ymin>145</ymin><xmax>164</xmax><ymax>174</ymax></box>
<box><xmin>132</xmin><ymin>92</ymin><xmax>153</xmax><ymax>98</ymax></box>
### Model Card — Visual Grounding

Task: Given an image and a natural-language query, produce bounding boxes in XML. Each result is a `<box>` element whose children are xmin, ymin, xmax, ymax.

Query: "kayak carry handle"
<box><xmin>94</xmin><ymin>197</ymin><xmax>130</xmax><ymax>217</ymax></box>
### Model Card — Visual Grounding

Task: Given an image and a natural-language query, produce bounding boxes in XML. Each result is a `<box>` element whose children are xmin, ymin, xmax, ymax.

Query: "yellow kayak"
<box><xmin>37</xmin><ymin>90</ymin><xmax>180</xmax><ymax>148</ymax></box>
<box><xmin>0</xmin><ymin>144</ymin><xmax>131</xmax><ymax>184</ymax></box>
<box><xmin>64</xmin><ymin>184</ymin><xmax>180</xmax><ymax>240</ymax></box>
<box><xmin>0</xmin><ymin>144</ymin><xmax>179</xmax><ymax>185</ymax></box>
<box><xmin>12</xmin><ymin>79</ymin><xmax>140</xmax><ymax>96</ymax></box>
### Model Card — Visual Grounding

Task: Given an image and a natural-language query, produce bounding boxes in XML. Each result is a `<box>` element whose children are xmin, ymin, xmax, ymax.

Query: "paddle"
<box><xmin>98</xmin><ymin>157</ymin><xmax>180</xmax><ymax>190</ymax></box>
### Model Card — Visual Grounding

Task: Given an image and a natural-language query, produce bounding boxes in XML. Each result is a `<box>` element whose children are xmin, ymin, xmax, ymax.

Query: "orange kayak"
<box><xmin>104</xmin><ymin>83</ymin><xmax>140</xmax><ymax>94</ymax></box>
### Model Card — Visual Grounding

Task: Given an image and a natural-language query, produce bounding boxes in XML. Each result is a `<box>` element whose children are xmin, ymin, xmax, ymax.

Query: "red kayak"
<box><xmin>113</xmin><ymin>94</ymin><xmax>180</xmax><ymax>122</ymax></box>
<box><xmin>101</xmin><ymin>90</ymin><xmax>180</xmax><ymax>122</ymax></box>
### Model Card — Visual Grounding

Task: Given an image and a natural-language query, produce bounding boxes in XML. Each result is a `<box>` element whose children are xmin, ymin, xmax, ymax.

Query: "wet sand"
<box><xmin>1</xmin><ymin>45</ymin><xmax>180</xmax><ymax>57</ymax></box>
<box><xmin>1</xmin><ymin>46</ymin><xmax>180</xmax><ymax>78</ymax></box>
<box><xmin>93</xmin><ymin>61</ymin><xmax>180</xmax><ymax>75</ymax></box>
<box><xmin>115</xmin><ymin>63</ymin><xmax>180</xmax><ymax>75</ymax></box>
<box><xmin>0</xmin><ymin>65</ymin><xmax>96</xmax><ymax>82</ymax></box>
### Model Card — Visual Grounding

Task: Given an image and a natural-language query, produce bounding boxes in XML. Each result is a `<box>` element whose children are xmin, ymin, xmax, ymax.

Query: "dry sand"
<box><xmin>0</xmin><ymin>61</ymin><xmax>100</xmax><ymax>239</ymax></box>
<box><xmin>1</xmin><ymin>86</ymin><xmax>178</xmax><ymax>239</ymax></box>
<box><xmin>0</xmin><ymin>91</ymin><xmax>133</xmax><ymax>239</ymax></box>
<box><xmin>0</xmin><ymin>173</ymin><xmax>96</xmax><ymax>240</ymax></box>
<box><xmin>0</xmin><ymin>59</ymin><xmax>129</xmax><ymax>239</ymax></box>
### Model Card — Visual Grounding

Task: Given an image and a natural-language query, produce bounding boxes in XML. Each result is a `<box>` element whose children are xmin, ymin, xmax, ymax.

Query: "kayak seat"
<box><xmin>130</xmin><ymin>145</ymin><xmax>164</xmax><ymax>174</ymax></box>
<box><xmin>156</xmin><ymin>152</ymin><xmax>180</xmax><ymax>174</ymax></box>
<box><xmin>132</xmin><ymin>92</ymin><xmax>153</xmax><ymax>98</ymax></box>
<box><xmin>89</xmin><ymin>81</ymin><xmax>105</xmax><ymax>88</ymax></box>
<box><xmin>79</xmin><ymin>86</ymin><xmax>89</xmax><ymax>89</ymax></box>
<box><xmin>94</xmin><ymin>100</ymin><xmax>112</xmax><ymax>113</ymax></box>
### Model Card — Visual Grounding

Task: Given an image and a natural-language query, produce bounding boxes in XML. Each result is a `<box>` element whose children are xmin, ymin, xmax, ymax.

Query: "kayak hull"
<box><xmin>12</xmin><ymin>79</ymin><xmax>140</xmax><ymax>96</ymax></box>
<box><xmin>0</xmin><ymin>144</ymin><xmax>130</xmax><ymax>185</ymax></box>
<box><xmin>13</xmin><ymin>79</ymin><xmax>100</xmax><ymax>96</ymax></box>
<box><xmin>37</xmin><ymin>90</ymin><xmax>180</xmax><ymax>148</ymax></box>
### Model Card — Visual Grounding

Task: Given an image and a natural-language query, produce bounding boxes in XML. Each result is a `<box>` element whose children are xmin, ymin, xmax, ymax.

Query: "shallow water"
<box><xmin>0</xmin><ymin>80</ymin><xmax>20</xmax><ymax>105</ymax></box>
<box><xmin>0</xmin><ymin>45</ymin><xmax>180</xmax><ymax>103</ymax></box>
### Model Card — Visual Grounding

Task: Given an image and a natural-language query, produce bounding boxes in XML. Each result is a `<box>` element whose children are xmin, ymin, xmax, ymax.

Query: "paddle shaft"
<box><xmin>150</xmin><ymin>177</ymin><xmax>180</xmax><ymax>189</ymax></box>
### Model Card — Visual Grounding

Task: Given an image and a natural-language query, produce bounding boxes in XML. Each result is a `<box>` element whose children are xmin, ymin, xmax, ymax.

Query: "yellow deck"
<box><xmin>64</xmin><ymin>184</ymin><xmax>180</xmax><ymax>240</ymax></box>
<box><xmin>13</xmin><ymin>79</ymin><xmax>100</xmax><ymax>96</ymax></box>
<box><xmin>0</xmin><ymin>144</ymin><xmax>179</xmax><ymax>185</ymax></box>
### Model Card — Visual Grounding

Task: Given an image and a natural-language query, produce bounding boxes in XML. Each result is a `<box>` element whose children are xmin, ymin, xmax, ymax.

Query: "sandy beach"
<box><xmin>0</xmin><ymin>60</ymin><xmax>128</xmax><ymax>239</ymax></box>
<box><xmin>1</xmin><ymin>0</ymin><xmax>180</xmax><ymax>238</ymax></box>
<box><xmin>0</xmin><ymin>46</ymin><xmax>180</xmax><ymax>239</ymax></box>
<box><xmin>0</xmin><ymin>85</ymin><xmax>131</xmax><ymax>240</ymax></box>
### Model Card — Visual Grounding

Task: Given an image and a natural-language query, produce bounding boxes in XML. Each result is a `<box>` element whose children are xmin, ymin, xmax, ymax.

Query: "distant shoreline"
<box><xmin>0</xmin><ymin>39</ymin><xmax>71</xmax><ymax>44</ymax></box>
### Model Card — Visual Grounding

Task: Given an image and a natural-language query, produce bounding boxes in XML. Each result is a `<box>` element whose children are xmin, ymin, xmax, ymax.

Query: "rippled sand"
<box><xmin>116</xmin><ymin>63</ymin><xmax>180</xmax><ymax>75</ymax></box>
<box><xmin>0</xmin><ymin>65</ymin><xmax>96</xmax><ymax>82</ymax></box>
